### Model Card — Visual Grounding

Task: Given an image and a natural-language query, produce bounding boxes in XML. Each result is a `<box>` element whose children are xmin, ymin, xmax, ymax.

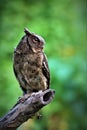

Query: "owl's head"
<box><xmin>24</xmin><ymin>28</ymin><xmax>45</xmax><ymax>53</ymax></box>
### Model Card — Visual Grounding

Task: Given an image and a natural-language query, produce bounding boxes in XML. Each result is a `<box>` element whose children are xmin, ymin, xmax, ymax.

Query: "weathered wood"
<box><xmin>0</xmin><ymin>89</ymin><xmax>55</xmax><ymax>130</ymax></box>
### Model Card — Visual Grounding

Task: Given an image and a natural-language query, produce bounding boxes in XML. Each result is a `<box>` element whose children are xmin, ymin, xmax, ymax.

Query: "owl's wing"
<box><xmin>42</xmin><ymin>53</ymin><xmax>50</xmax><ymax>89</ymax></box>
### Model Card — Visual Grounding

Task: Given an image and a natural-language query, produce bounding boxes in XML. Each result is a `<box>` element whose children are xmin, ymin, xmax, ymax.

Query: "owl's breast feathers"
<box><xmin>13</xmin><ymin>48</ymin><xmax>50</xmax><ymax>93</ymax></box>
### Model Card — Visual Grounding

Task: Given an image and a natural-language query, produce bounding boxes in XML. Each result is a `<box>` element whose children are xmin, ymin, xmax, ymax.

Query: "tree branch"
<box><xmin>0</xmin><ymin>89</ymin><xmax>55</xmax><ymax>130</ymax></box>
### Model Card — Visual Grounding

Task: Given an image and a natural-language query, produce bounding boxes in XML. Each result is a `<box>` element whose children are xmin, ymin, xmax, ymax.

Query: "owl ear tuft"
<box><xmin>24</xmin><ymin>28</ymin><xmax>31</xmax><ymax>36</ymax></box>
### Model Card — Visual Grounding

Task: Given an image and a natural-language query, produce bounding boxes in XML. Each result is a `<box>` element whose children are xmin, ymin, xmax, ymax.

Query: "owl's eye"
<box><xmin>33</xmin><ymin>37</ymin><xmax>39</xmax><ymax>43</ymax></box>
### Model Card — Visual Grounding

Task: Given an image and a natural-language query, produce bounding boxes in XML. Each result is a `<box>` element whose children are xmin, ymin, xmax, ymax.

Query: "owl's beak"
<box><xmin>24</xmin><ymin>28</ymin><xmax>31</xmax><ymax>36</ymax></box>
<box><xmin>37</xmin><ymin>47</ymin><xmax>43</xmax><ymax>52</ymax></box>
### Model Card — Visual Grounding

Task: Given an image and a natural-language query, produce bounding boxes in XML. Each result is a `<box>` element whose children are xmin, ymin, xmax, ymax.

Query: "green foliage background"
<box><xmin>0</xmin><ymin>0</ymin><xmax>86</xmax><ymax>130</ymax></box>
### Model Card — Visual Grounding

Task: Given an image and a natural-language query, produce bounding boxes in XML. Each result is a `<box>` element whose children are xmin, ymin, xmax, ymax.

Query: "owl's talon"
<box><xmin>19</xmin><ymin>93</ymin><xmax>32</xmax><ymax>103</ymax></box>
<box><xmin>19</xmin><ymin>97</ymin><xmax>26</xmax><ymax>103</ymax></box>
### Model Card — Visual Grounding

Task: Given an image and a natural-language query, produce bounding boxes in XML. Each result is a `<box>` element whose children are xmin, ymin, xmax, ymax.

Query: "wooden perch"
<box><xmin>0</xmin><ymin>89</ymin><xmax>55</xmax><ymax>130</ymax></box>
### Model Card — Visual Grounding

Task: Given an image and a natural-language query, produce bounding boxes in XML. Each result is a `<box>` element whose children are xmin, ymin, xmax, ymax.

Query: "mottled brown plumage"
<box><xmin>13</xmin><ymin>28</ymin><xmax>50</xmax><ymax>95</ymax></box>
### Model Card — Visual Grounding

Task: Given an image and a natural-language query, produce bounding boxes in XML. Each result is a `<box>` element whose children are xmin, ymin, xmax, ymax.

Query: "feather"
<box><xmin>42</xmin><ymin>53</ymin><xmax>50</xmax><ymax>89</ymax></box>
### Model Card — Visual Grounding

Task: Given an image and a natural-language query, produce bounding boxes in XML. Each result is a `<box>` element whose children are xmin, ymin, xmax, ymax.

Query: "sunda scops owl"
<box><xmin>13</xmin><ymin>28</ymin><xmax>50</xmax><ymax>95</ymax></box>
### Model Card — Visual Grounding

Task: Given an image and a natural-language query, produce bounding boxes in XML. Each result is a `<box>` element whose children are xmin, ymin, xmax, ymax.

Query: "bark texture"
<box><xmin>0</xmin><ymin>89</ymin><xmax>55</xmax><ymax>130</ymax></box>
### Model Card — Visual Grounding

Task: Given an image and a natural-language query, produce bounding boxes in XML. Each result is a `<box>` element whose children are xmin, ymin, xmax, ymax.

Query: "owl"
<box><xmin>13</xmin><ymin>28</ymin><xmax>50</xmax><ymax>95</ymax></box>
